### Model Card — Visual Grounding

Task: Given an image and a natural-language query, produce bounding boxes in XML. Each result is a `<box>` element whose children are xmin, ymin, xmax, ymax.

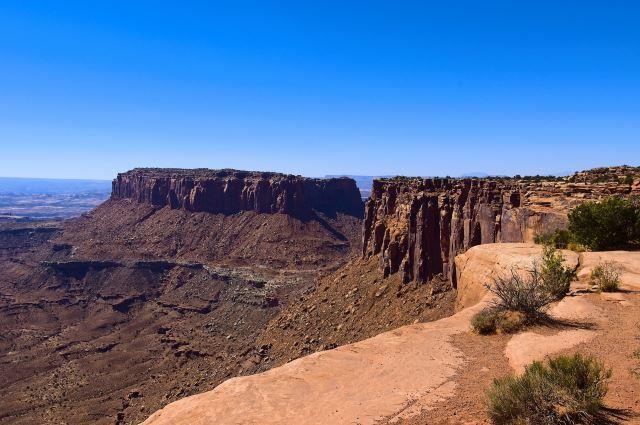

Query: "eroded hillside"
<box><xmin>0</xmin><ymin>169</ymin><xmax>363</xmax><ymax>425</ymax></box>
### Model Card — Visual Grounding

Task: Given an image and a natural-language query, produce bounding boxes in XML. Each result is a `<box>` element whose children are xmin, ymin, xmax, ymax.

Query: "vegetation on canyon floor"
<box><xmin>486</xmin><ymin>353</ymin><xmax>611</xmax><ymax>425</ymax></box>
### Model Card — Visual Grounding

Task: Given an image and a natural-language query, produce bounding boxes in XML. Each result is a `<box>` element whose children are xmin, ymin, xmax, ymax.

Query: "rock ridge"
<box><xmin>362</xmin><ymin>166</ymin><xmax>640</xmax><ymax>285</ymax></box>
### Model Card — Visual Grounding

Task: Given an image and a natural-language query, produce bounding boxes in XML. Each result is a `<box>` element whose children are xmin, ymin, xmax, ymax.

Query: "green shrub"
<box><xmin>485</xmin><ymin>253</ymin><xmax>576</xmax><ymax>319</ymax></box>
<box><xmin>471</xmin><ymin>308</ymin><xmax>526</xmax><ymax>335</ymax></box>
<box><xmin>539</xmin><ymin>245</ymin><xmax>577</xmax><ymax>300</ymax></box>
<box><xmin>624</xmin><ymin>174</ymin><xmax>634</xmax><ymax>185</ymax></box>
<box><xmin>478</xmin><ymin>248</ymin><xmax>575</xmax><ymax>335</ymax></box>
<box><xmin>568</xmin><ymin>197</ymin><xmax>640</xmax><ymax>251</ymax></box>
<box><xmin>471</xmin><ymin>308</ymin><xmax>501</xmax><ymax>334</ymax></box>
<box><xmin>590</xmin><ymin>261</ymin><xmax>621</xmax><ymax>292</ymax></box>
<box><xmin>534</xmin><ymin>229</ymin><xmax>573</xmax><ymax>249</ymax></box>
<box><xmin>487</xmin><ymin>353</ymin><xmax>611</xmax><ymax>424</ymax></box>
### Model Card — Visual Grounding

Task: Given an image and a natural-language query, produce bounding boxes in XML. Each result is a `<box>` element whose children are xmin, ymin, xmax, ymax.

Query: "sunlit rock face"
<box><xmin>112</xmin><ymin>168</ymin><xmax>363</xmax><ymax>217</ymax></box>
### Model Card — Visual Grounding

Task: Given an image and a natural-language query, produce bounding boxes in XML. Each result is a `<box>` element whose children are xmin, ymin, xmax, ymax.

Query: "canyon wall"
<box><xmin>362</xmin><ymin>166</ymin><xmax>640</xmax><ymax>285</ymax></box>
<box><xmin>112</xmin><ymin>168</ymin><xmax>363</xmax><ymax>217</ymax></box>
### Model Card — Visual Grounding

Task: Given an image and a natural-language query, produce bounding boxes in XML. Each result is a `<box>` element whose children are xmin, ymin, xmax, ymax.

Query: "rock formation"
<box><xmin>362</xmin><ymin>166</ymin><xmax>640</xmax><ymax>285</ymax></box>
<box><xmin>112</xmin><ymin>168</ymin><xmax>363</xmax><ymax>217</ymax></box>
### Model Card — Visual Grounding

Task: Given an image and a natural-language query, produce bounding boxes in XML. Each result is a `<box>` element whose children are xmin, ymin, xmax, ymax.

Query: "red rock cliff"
<box><xmin>112</xmin><ymin>168</ymin><xmax>363</xmax><ymax>217</ymax></box>
<box><xmin>363</xmin><ymin>166</ymin><xmax>640</xmax><ymax>285</ymax></box>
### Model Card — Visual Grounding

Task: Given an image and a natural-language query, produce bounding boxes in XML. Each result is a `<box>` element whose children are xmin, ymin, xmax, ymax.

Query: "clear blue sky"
<box><xmin>1</xmin><ymin>1</ymin><xmax>638</xmax><ymax>179</ymax></box>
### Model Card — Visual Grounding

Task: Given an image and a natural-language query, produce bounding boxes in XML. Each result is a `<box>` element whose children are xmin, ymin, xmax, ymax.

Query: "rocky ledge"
<box><xmin>363</xmin><ymin>166</ymin><xmax>640</xmax><ymax>285</ymax></box>
<box><xmin>111</xmin><ymin>168</ymin><xmax>363</xmax><ymax>217</ymax></box>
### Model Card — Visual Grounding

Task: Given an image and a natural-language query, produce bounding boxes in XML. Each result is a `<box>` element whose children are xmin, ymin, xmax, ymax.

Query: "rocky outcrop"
<box><xmin>112</xmin><ymin>168</ymin><xmax>363</xmax><ymax>217</ymax></box>
<box><xmin>363</xmin><ymin>166</ymin><xmax>640</xmax><ymax>285</ymax></box>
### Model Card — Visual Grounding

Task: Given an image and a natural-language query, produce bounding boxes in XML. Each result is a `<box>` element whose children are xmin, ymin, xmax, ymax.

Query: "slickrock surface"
<box><xmin>143</xmin><ymin>243</ymin><xmax>640</xmax><ymax>425</ymax></box>
<box><xmin>578</xmin><ymin>251</ymin><xmax>640</xmax><ymax>290</ymax></box>
<box><xmin>112</xmin><ymin>168</ymin><xmax>363</xmax><ymax>217</ymax></box>
<box><xmin>362</xmin><ymin>166</ymin><xmax>640</xmax><ymax>284</ymax></box>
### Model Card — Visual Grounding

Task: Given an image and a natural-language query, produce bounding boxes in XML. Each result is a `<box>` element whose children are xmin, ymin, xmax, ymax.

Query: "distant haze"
<box><xmin>0</xmin><ymin>177</ymin><xmax>111</xmax><ymax>220</ymax></box>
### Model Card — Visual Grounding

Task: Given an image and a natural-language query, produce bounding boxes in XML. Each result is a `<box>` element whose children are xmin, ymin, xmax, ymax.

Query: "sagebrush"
<box><xmin>590</xmin><ymin>261</ymin><xmax>621</xmax><ymax>292</ymax></box>
<box><xmin>487</xmin><ymin>353</ymin><xmax>611</xmax><ymax>424</ymax></box>
<box><xmin>471</xmin><ymin>308</ymin><xmax>526</xmax><ymax>335</ymax></box>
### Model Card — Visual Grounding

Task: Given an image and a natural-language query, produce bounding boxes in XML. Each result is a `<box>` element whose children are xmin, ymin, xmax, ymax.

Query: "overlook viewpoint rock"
<box><xmin>112</xmin><ymin>168</ymin><xmax>363</xmax><ymax>218</ymax></box>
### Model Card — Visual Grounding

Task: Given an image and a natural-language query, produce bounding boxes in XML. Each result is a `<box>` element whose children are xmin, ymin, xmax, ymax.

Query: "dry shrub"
<box><xmin>487</xmin><ymin>353</ymin><xmax>611</xmax><ymax>424</ymax></box>
<box><xmin>590</xmin><ymin>261</ymin><xmax>621</xmax><ymax>292</ymax></box>
<box><xmin>471</xmin><ymin>308</ymin><xmax>526</xmax><ymax>335</ymax></box>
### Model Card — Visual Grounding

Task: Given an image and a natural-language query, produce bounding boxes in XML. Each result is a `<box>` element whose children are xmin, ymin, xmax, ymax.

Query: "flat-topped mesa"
<box><xmin>363</xmin><ymin>166</ymin><xmax>640</xmax><ymax>285</ymax></box>
<box><xmin>111</xmin><ymin>168</ymin><xmax>363</xmax><ymax>217</ymax></box>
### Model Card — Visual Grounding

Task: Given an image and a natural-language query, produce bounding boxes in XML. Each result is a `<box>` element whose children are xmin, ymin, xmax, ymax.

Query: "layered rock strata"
<box><xmin>112</xmin><ymin>168</ymin><xmax>363</xmax><ymax>217</ymax></box>
<box><xmin>363</xmin><ymin>166</ymin><xmax>640</xmax><ymax>285</ymax></box>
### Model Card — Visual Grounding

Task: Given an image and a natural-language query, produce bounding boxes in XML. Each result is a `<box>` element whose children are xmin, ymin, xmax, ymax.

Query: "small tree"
<box><xmin>539</xmin><ymin>245</ymin><xmax>577</xmax><ymax>300</ymax></box>
<box><xmin>568</xmin><ymin>197</ymin><xmax>640</xmax><ymax>250</ymax></box>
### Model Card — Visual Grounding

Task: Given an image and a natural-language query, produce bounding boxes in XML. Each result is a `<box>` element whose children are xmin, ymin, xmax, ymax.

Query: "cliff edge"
<box><xmin>112</xmin><ymin>168</ymin><xmax>363</xmax><ymax>218</ymax></box>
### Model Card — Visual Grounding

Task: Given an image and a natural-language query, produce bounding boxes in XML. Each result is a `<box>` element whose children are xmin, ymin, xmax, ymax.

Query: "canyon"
<box><xmin>0</xmin><ymin>170</ymin><xmax>364</xmax><ymax>424</ymax></box>
<box><xmin>0</xmin><ymin>165</ymin><xmax>639</xmax><ymax>424</ymax></box>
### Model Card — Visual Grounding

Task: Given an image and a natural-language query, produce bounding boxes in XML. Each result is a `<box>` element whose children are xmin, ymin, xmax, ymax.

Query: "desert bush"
<box><xmin>624</xmin><ymin>174</ymin><xmax>634</xmax><ymax>185</ymax></box>
<box><xmin>471</xmin><ymin>308</ymin><xmax>526</xmax><ymax>335</ymax></box>
<box><xmin>590</xmin><ymin>261</ymin><xmax>621</xmax><ymax>292</ymax></box>
<box><xmin>471</xmin><ymin>308</ymin><xmax>501</xmax><ymax>334</ymax></box>
<box><xmin>539</xmin><ymin>245</ymin><xmax>577</xmax><ymax>300</ymax></box>
<box><xmin>486</xmin><ymin>266</ymin><xmax>555</xmax><ymax>317</ymax></box>
<box><xmin>568</xmin><ymin>197</ymin><xmax>640</xmax><ymax>251</ymax></box>
<box><xmin>479</xmin><ymin>248</ymin><xmax>574</xmax><ymax>333</ymax></box>
<box><xmin>566</xmin><ymin>242</ymin><xmax>587</xmax><ymax>252</ymax></box>
<box><xmin>487</xmin><ymin>353</ymin><xmax>611</xmax><ymax>424</ymax></box>
<box><xmin>534</xmin><ymin>229</ymin><xmax>573</xmax><ymax>249</ymax></box>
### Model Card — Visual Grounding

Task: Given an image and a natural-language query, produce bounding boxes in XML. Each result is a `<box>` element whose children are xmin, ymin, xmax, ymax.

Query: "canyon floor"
<box><xmin>144</xmin><ymin>244</ymin><xmax>640</xmax><ymax>425</ymax></box>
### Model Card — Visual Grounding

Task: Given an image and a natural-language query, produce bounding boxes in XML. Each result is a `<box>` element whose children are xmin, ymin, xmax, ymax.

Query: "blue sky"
<box><xmin>0</xmin><ymin>1</ymin><xmax>638</xmax><ymax>179</ymax></box>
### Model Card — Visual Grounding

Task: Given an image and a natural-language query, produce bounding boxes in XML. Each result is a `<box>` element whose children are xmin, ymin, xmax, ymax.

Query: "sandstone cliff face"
<box><xmin>363</xmin><ymin>166</ymin><xmax>640</xmax><ymax>285</ymax></box>
<box><xmin>112</xmin><ymin>168</ymin><xmax>363</xmax><ymax>217</ymax></box>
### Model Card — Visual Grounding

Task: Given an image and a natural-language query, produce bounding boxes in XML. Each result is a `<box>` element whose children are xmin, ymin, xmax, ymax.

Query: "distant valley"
<box><xmin>0</xmin><ymin>178</ymin><xmax>111</xmax><ymax>221</ymax></box>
